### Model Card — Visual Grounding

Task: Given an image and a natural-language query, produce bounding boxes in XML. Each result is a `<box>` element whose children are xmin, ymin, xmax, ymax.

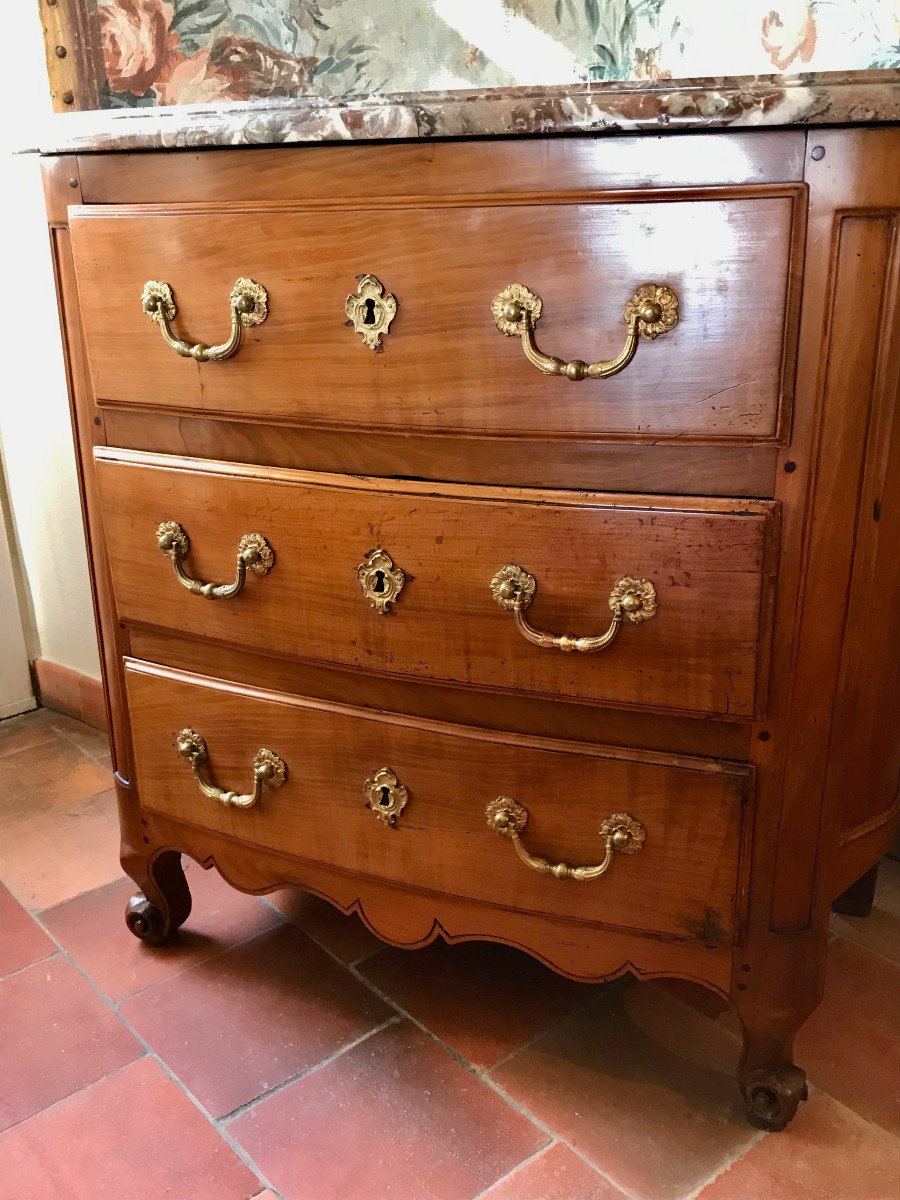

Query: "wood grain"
<box><xmin>127</xmin><ymin>626</ymin><xmax>756</xmax><ymax>761</ymax></box>
<box><xmin>102</xmin><ymin>408</ymin><xmax>780</xmax><ymax>499</ymax></box>
<box><xmin>76</xmin><ymin>135</ymin><xmax>806</xmax><ymax>206</ymax></box>
<box><xmin>125</xmin><ymin>659</ymin><xmax>748</xmax><ymax>944</ymax></box>
<box><xmin>95</xmin><ymin>449</ymin><xmax>779</xmax><ymax>718</ymax></box>
<box><xmin>70</xmin><ymin>190</ymin><xmax>802</xmax><ymax>441</ymax></box>
<box><xmin>137</xmin><ymin>803</ymin><xmax>734</xmax><ymax>990</ymax></box>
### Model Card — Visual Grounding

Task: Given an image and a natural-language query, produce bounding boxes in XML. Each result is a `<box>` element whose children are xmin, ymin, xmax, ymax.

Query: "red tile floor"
<box><xmin>1</xmin><ymin>706</ymin><xmax>898</xmax><ymax>1200</ymax></box>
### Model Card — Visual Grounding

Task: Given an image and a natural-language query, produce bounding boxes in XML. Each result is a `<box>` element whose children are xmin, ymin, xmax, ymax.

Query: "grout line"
<box><xmin>0</xmin><ymin>1051</ymin><xmax>152</xmax><ymax>1136</ymax></box>
<box><xmin>109</xmin><ymin>912</ymin><xmax>289</xmax><ymax>1005</ymax></box>
<box><xmin>680</xmin><ymin>1128</ymin><xmax>766</xmax><ymax>1200</ymax></box>
<box><xmin>22</xmin><ymin>915</ymin><xmax>283</xmax><ymax>1199</ymax></box>
<box><xmin>0</xmin><ymin>949</ymin><xmax>62</xmax><ymax>983</ymax></box>
<box><xmin>44</xmin><ymin>716</ymin><xmax>112</xmax><ymax>769</ymax></box>
<box><xmin>219</xmin><ymin>1015</ymin><xmax>402</xmax><ymax>1123</ymax></box>
<box><xmin>481</xmin><ymin>990</ymin><xmax>602</xmax><ymax>1076</ymax></box>
<box><xmin>468</xmin><ymin>1132</ymin><xmax>561</xmax><ymax>1200</ymax></box>
<box><xmin>469</xmin><ymin>1140</ymin><xmax>559</xmax><ymax>1200</ymax></box>
<box><xmin>828</xmin><ymin>926</ymin><xmax>900</xmax><ymax>969</ymax></box>
<box><xmin>479</xmin><ymin>1073</ymin><xmax>643</xmax><ymax>1200</ymax></box>
<box><xmin>13</xmin><ymin>858</ymin><xmax>900</xmax><ymax>1195</ymax></box>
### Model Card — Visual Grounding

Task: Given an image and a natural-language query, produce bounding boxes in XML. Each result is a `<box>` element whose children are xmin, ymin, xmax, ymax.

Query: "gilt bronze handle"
<box><xmin>156</xmin><ymin>521</ymin><xmax>274</xmax><ymax>600</ymax></box>
<box><xmin>491</xmin><ymin>282</ymin><xmax>678</xmax><ymax>381</ymax></box>
<box><xmin>141</xmin><ymin>278</ymin><xmax>268</xmax><ymax>362</ymax></box>
<box><xmin>490</xmin><ymin>565</ymin><xmax>656</xmax><ymax>653</ymax></box>
<box><xmin>176</xmin><ymin>728</ymin><xmax>286</xmax><ymax>810</ymax></box>
<box><xmin>486</xmin><ymin>798</ymin><xmax>645</xmax><ymax>881</ymax></box>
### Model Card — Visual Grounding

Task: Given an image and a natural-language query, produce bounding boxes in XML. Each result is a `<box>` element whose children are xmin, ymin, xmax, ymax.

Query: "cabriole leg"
<box><xmin>735</xmin><ymin>1007</ymin><xmax>809</xmax><ymax>1131</ymax></box>
<box><xmin>124</xmin><ymin>849</ymin><xmax>192</xmax><ymax>946</ymax></box>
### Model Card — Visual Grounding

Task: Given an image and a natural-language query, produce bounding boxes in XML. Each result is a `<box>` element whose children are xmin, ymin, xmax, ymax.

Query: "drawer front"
<box><xmin>126</xmin><ymin>661</ymin><xmax>749</xmax><ymax>943</ymax></box>
<box><xmin>97</xmin><ymin>450</ymin><xmax>778</xmax><ymax>718</ymax></box>
<box><xmin>71</xmin><ymin>190</ymin><xmax>800</xmax><ymax>442</ymax></box>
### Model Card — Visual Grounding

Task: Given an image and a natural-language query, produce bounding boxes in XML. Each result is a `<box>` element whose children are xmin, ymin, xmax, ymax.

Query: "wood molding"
<box><xmin>33</xmin><ymin>657</ymin><xmax>107</xmax><ymax>730</ymax></box>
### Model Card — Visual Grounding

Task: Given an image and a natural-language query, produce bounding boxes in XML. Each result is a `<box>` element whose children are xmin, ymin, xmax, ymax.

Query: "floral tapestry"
<box><xmin>95</xmin><ymin>0</ymin><xmax>899</xmax><ymax>108</ymax></box>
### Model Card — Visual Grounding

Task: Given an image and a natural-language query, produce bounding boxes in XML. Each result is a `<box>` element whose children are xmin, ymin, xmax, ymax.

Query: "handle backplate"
<box><xmin>486</xmin><ymin>797</ymin><xmax>645</xmax><ymax>881</ymax></box>
<box><xmin>142</xmin><ymin>277</ymin><xmax>268</xmax><ymax>362</ymax></box>
<box><xmin>177</xmin><ymin>727</ymin><xmax>286</xmax><ymax>810</ymax></box>
<box><xmin>490</xmin><ymin>564</ymin><xmax>656</xmax><ymax>653</ymax></box>
<box><xmin>157</xmin><ymin>521</ymin><xmax>274</xmax><ymax>600</ymax></box>
<box><xmin>491</xmin><ymin>282</ymin><xmax>678</xmax><ymax>381</ymax></box>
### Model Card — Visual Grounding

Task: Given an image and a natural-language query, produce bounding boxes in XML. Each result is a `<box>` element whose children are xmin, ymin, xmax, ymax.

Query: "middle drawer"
<box><xmin>96</xmin><ymin>449</ymin><xmax>778</xmax><ymax>718</ymax></box>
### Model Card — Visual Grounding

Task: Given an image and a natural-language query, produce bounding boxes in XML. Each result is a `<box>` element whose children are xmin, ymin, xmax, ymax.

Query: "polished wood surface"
<box><xmin>75</xmin><ymin>135</ymin><xmax>807</xmax><ymax>207</ymax></box>
<box><xmin>102</xmin><ymin>408</ymin><xmax>780</xmax><ymax>498</ymax></box>
<box><xmin>70</xmin><ymin>190</ymin><xmax>802</xmax><ymax>441</ymax></box>
<box><xmin>42</xmin><ymin>127</ymin><xmax>899</xmax><ymax>1131</ymax></box>
<box><xmin>96</xmin><ymin>449</ymin><xmax>778</xmax><ymax>718</ymax></box>
<box><xmin>126</xmin><ymin>659</ymin><xmax>749</xmax><ymax>943</ymax></box>
<box><xmin>127</xmin><ymin>627</ymin><xmax>756</xmax><ymax>760</ymax></box>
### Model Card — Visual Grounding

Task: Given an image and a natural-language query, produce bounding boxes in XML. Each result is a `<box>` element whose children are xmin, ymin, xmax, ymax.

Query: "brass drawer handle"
<box><xmin>490</xmin><ymin>565</ymin><xmax>656</xmax><ymax>653</ymax></box>
<box><xmin>156</xmin><ymin>521</ymin><xmax>274</xmax><ymax>600</ymax></box>
<box><xmin>141</xmin><ymin>278</ymin><xmax>268</xmax><ymax>362</ymax></box>
<box><xmin>486</xmin><ymin>798</ymin><xmax>645</xmax><ymax>880</ymax></box>
<box><xmin>491</xmin><ymin>282</ymin><xmax>678</xmax><ymax>381</ymax></box>
<box><xmin>177</xmin><ymin>728</ymin><xmax>286</xmax><ymax>810</ymax></box>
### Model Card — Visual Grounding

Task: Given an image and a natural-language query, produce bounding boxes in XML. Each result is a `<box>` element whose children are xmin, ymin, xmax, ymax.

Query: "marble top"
<box><xmin>30</xmin><ymin>70</ymin><xmax>899</xmax><ymax>155</ymax></box>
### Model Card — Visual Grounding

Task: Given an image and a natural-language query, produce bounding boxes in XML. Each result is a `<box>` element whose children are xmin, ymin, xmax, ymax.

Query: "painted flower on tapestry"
<box><xmin>206</xmin><ymin>37</ymin><xmax>319</xmax><ymax>100</ymax></box>
<box><xmin>154</xmin><ymin>49</ymin><xmax>233</xmax><ymax>105</ymax></box>
<box><xmin>761</xmin><ymin>5</ymin><xmax>817</xmax><ymax>71</ymax></box>
<box><xmin>100</xmin><ymin>0</ymin><xmax>179</xmax><ymax>96</ymax></box>
<box><xmin>155</xmin><ymin>37</ymin><xmax>319</xmax><ymax>107</ymax></box>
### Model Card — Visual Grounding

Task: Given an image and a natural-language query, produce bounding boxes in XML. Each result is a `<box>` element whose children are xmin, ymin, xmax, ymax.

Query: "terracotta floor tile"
<box><xmin>0</xmin><ymin>732</ymin><xmax>111</xmax><ymax>828</ymax></box>
<box><xmin>0</xmin><ymin>788</ymin><xmax>121</xmax><ymax>909</ymax></box>
<box><xmin>831</xmin><ymin>857</ymin><xmax>900</xmax><ymax>966</ymax></box>
<box><xmin>696</xmin><ymin>1092</ymin><xmax>900</xmax><ymax>1200</ymax></box>
<box><xmin>0</xmin><ymin>882</ymin><xmax>55</xmax><ymax>978</ymax></box>
<box><xmin>266</xmin><ymin>888</ymin><xmax>383</xmax><ymax>964</ymax></box>
<box><xmin>491</xmin><ymin>979</ymin><xmax>756</xmax><ymax>1199</ymax></box>
<box><xmin>359</xmin><ymin>940</ymin><xmax>595</xmax><ymax>1067</ymax></box>
<box><xmin>122</xmin><ymin>922</ymin><xmax>392</xmax><ymax>1117</ymax></box>
<box><xmin>0</xmin><ymin>1057</ymin><xmax>261</xmax><ymax>1200</ymax></box>
<box><xmin>43</xmin><ymin>860</ymin><xmax>284</xmax><ymax>1000</ymax></box>
<box><xmin>229</xmin><ymin>1021</ymin><xmax>546</xmax><ymax>1200</ymax></box>
<box><xmin>795</xmin><ymin>936</ymin><xmax>900</xmax><ymax>1135</ymax></box>
<box><xmin>480</xmin><ymin>1144</ymin><xmax>627</xmax><ymax>1199</ymax></box>
<box><xmin>0</xmin><ymin>957</ymin><xmax>141</xmax><ymax>1132</ymax></box>
<box><xmin>43</xmin><ymin>711</ymin><xmax>111</xmax><ymax>764</ymax></box>
<box><xmin>0</xmin><ymin>709</ymin><xmax>55</xmax><ymax>759</ymax></box>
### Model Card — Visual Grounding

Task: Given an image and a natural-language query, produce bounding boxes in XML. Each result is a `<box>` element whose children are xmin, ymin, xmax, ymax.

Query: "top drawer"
<box><xmin>69</xmin><ymin>188</ymin><xmax>802</xmax><ymax>442</ymax></box>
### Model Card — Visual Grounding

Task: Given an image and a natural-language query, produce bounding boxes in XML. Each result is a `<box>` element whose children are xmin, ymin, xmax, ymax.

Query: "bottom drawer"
<box><xmin>125</xmin><ymin>660</ymin><xmax>750</xmax><ymax>945</ymax></box>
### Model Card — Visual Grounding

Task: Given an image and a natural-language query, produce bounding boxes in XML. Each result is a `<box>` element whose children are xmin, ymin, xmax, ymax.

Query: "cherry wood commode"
<box><xmin>41</xmin><ymin>128</ymin><xmax>899</xmax><ymax>1132</ymax></box>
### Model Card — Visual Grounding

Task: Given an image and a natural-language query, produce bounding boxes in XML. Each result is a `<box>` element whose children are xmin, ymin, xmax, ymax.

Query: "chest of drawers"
<box><xmin>41</xmin><ymin>125</ymin><xmax>899</xmax><ymax>1132</ymax></box>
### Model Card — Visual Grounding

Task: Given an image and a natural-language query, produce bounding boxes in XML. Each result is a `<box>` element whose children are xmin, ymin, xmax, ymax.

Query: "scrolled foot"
<box><xmin>744</xmin><ymin>1064</ymin><xmax>808</xmax><ymax>1131</ymax></box>
<box><xmin>126</xmin><ymin>892</ymin><xmax>173</xmax><ymax>946</ymax></box>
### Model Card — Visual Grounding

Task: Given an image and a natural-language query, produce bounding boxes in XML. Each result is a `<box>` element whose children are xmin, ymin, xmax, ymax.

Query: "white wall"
<box><xmin>0</xmin><ymin>6</ymin><xmax>100</xmax><ymax>682</ymax></box>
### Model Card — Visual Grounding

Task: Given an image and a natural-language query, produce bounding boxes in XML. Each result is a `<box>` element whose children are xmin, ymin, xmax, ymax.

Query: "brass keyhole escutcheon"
<box><xmin>345</xmin><ymin>274</ymin><xmax>397</xmax><ymax>351</ymax></box>
<box><xmin>357</xmin><ymin>549</ymin><xmax>405</xmax><ymax>614</ymax></box>
<box><xmin>365</xmin><ymin>768</ymin><xmax>409</xmax><ymax>828</ymax></box>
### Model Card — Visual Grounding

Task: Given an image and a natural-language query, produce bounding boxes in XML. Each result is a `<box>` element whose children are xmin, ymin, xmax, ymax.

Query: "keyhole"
<box><xmin>363</xmin><ymin>297</ymin><xmax>377</xmax><ymax>326</ymax></box>
<box><xmin>372</xmin><ymin>569</ymin><xmax>386</xmax><ymax>594</ymax></box>
<box><xmin>379</xmin><ymin>786</ymin><xmax>392</xmax><ymax>807</ymax></box>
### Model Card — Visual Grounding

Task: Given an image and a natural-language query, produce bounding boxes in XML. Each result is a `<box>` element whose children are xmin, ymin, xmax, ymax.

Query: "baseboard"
<box><xmin>33</xmin><ymin>658</ymin><xmax>107</xmax><ymax>731</ymax></box>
